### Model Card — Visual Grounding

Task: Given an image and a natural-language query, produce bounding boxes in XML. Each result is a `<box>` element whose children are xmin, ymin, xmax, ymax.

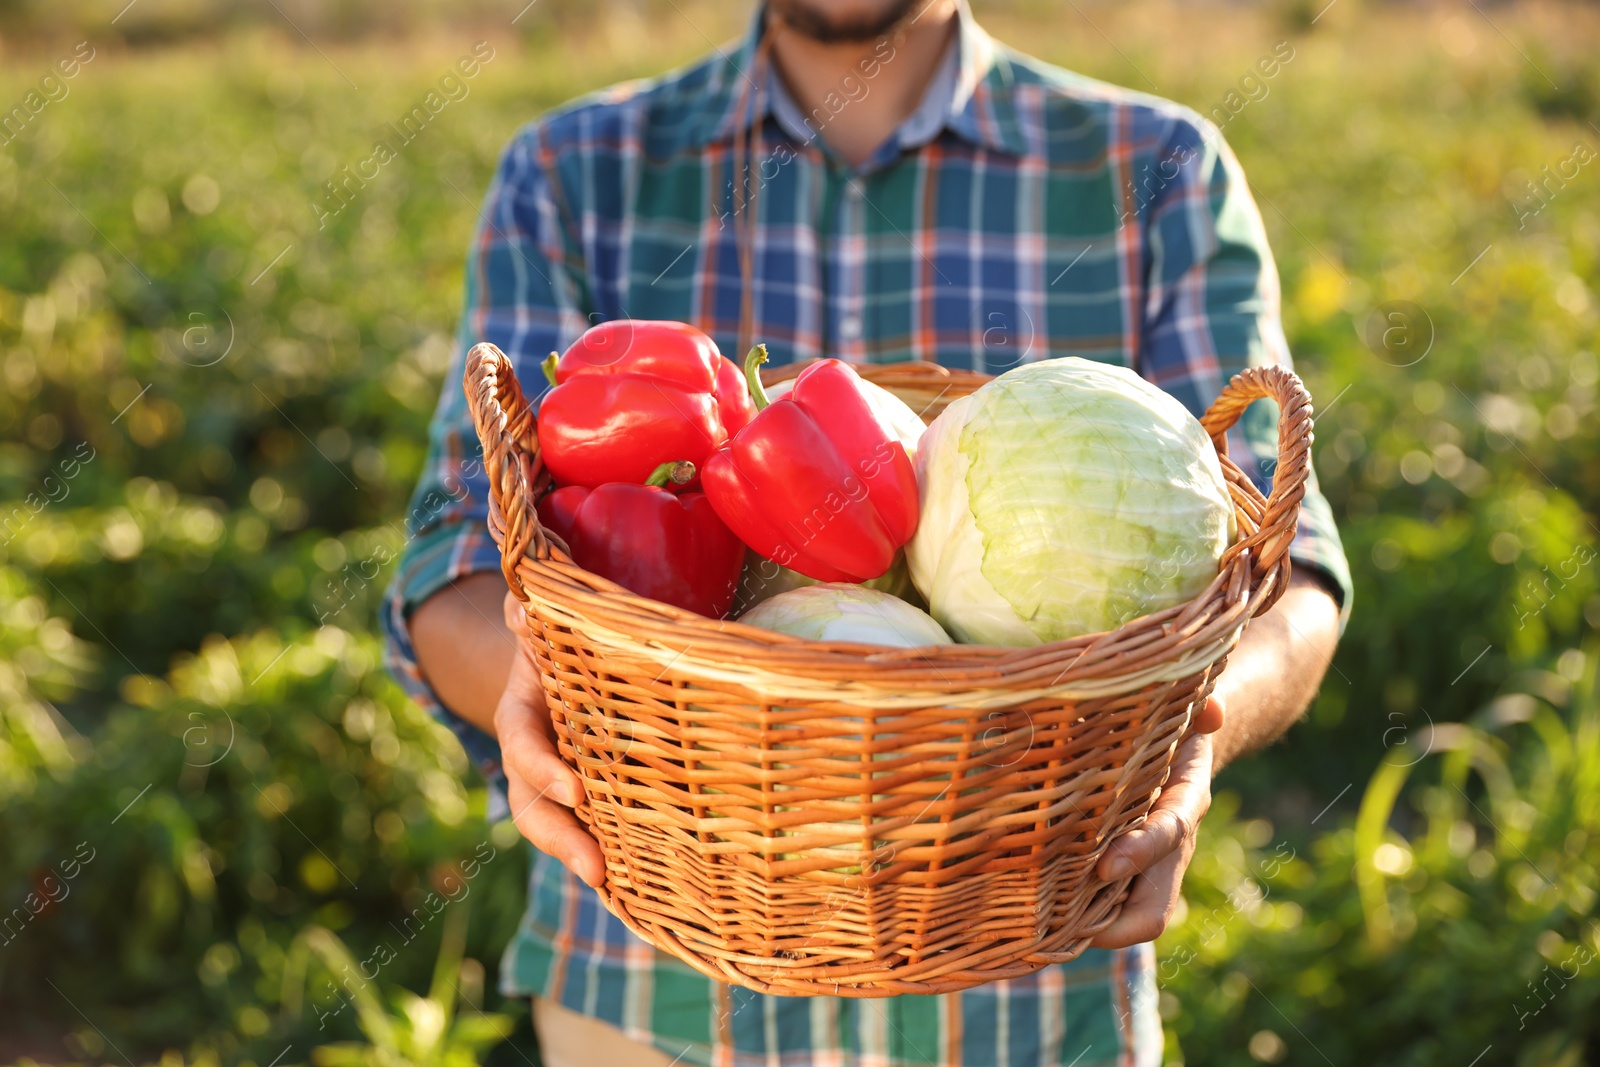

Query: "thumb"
<box><xmin>1193</xmin><ymin>692</ymin><xmax>1225</xmax><ymax>735</ymax></box>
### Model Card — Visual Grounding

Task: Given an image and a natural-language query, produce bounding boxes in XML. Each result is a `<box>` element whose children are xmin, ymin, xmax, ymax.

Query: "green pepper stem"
<box><xmin>645</xmin><ymin>460</ymin><xmax>696</xmax><ymax>488</ymax></box>
<box><xmin>541</xmin><ymin>352</ymin><xmax>560</xmax><ymax>387</ymax></box>
<box><xmin>743</xmin><ymin>344</ymin><xmax>772</xmax><ymax>411</ymax></box>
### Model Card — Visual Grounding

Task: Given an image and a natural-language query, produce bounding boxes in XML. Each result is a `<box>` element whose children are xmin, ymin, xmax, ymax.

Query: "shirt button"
<box><xmin>840</xmin><ymin>315</ymin><xmax>862</xmax><ymax>339</ymax></box>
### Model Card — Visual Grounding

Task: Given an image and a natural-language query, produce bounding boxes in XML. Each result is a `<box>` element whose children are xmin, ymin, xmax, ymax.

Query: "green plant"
<box><xmin>0</xmin><ymin>626</ymin><xmax>527</xmax><ymax>1060</ymax></box>
<box><xmin>0</xmin><ymin>565</ymin><xmax>89</xmax><ymax>800</ymax></box>
<box><xmin>285</xmin><ymin>904</ymin><xmax>515</xmax><ymax>1067</ymax></box>
<box><xmin>1159</xmin><ymin>648</ymin><xmax>1600</xmax><ymax>1065</ymax></box>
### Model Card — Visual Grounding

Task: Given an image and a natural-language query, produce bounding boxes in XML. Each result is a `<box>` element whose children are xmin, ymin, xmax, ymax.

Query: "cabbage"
<box><xmin>739</xmin><ymin>584</ymin><xmax>951</xmax><ymax>647</ymax></box>
<box><xmin>765</xmin><ymin>375</ymin><xmax>927</xmax><ymax>460</ymax></box>
<box><xmin>906</xmin><ymin>358</ymin><xmax>1235</xmax><ymax>646</ymax></box>
<box><xmin>730</xmin><ymin>549</ymin><xmax>922</xmax><ymax>617</ymax></box>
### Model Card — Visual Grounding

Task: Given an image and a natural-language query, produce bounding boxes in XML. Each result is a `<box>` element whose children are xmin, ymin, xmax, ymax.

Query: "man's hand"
<box><xmin>496</xmin><ymin>593</ymin><xmax>606</xmax><ymax>888</ymax></box>
<box><xmin>1090</xmin><ymin>569</ymin><xmax>1341</xmax><ymax>948</ymax></box>
<box><xmin>411</xmin><ymin>576</ymin><xmax>607</xmax><ymax>887</ymax></box>
<box><xmin>1090</xmin><ymin>697</ymin><xmax>1219</xmax><ymax>949</ymax></box>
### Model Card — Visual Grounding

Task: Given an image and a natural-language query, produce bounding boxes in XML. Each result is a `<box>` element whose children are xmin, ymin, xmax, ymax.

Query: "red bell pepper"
<box><xmin>701</xmin><ymin>347</ymin><xmax>919</xmax><ymax>584</ymax></box>
<box><xmin>535</xmin><ymin>320</ymin><xmax>755</xmax><ymax>490</ymax></box>
<box><xmin>535</xmin><ymin>461</ymin><xmax>746</xmax><ymax>618</ymax></box>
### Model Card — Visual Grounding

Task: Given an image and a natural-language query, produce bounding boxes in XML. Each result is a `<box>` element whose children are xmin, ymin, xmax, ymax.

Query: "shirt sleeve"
<box><xmin>1136</xmin><ymin>112</ymin><xmax>1353</xmax><ymax>628</ymax></box>
<box><xmin>381</xmin><ymin>122</ymin><xmax>591</xmax><ymax>816</ymax></box>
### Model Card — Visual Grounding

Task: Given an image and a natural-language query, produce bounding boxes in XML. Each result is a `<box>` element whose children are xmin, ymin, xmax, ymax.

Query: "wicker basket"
<box><xmin>465</xmin><ymin>344</ymin><xmax>1312</xmax><ymax>997</ymax></box>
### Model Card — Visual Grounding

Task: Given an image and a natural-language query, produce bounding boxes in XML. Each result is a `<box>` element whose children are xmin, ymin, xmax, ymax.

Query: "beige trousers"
<box><xmin>534</xmin><ymin>997</ymin><xmax>678</xmax><ymax>1067</ymax></box>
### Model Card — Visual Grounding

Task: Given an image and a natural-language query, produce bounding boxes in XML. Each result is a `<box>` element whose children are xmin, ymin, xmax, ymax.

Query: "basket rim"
<box><xmin>468</xmin><ymin>348</ymin><xmax>1310</xmax><ymax>682</ymax></box>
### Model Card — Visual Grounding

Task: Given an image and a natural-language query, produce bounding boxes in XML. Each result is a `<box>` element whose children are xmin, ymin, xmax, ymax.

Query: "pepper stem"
<box><xmin>743</xmin><ymin>344</ymin><xmax>772</xmax><ymax>411</ymax></box>
<box><xmin>541</xmin><ymin>352</ymin><xmax>560</xmax><ymax>387</ymax></box>
<box><xmin>645</xmin><ymin>460</ymin><xmax>697</xmax><ymax>488</ymax></box>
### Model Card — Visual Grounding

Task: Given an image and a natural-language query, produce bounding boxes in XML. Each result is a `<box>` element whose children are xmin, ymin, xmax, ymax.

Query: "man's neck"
<box><xmin>767</xmin><ymin>1</ymin><xmax>960</xmax><ymax>168</ymax></box>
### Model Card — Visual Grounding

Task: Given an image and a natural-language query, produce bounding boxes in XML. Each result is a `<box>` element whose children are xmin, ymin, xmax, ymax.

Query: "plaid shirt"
<box><xmin>382</xmin><ymin>5</ymin><xmax>1352</xmax><ymax>1064</ymax></box>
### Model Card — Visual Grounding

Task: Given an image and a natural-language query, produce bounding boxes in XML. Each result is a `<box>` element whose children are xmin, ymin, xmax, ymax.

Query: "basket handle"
<box><xmin>1197</xmin><ymin>365</ymin><xmax>1314</xmax><ymax>582</ymax></box>
<box><xmin>463</xmin><ymin>341</ymin><xmax>550</xmax><ymax>603</ymax></box>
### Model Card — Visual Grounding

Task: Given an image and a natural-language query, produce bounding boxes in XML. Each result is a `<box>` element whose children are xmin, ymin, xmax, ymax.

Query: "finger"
<box><xmin>503</xmin><ymin>590</ymin><xmax>523</xmax><ymax>631</ymax></box>
<box><xmin>1091</xmin><ymin>845</ymin><xmax>1185</xmax><ymax>949</ymax></box>
<box><xmin>1100</xmin><ymin>805</ymin><xmax>1198</xmax><ymax>882</ymax></box>
<box><xmin>494</xmin><ymin>653</ymin><xmax>585</xmax><ymax>808</ymax></box>
<box><xmin>1098</xmin><ymin>736</ymin><xmax>1212</xmax><ymax>881</ymax></box>
<box><xmin>1192</xmin><ymin>693</ymin><xmax>1225</xmax><ymax>734</ymax></box>
<box><xmin>507</xmin><ymin>775</ymin><xmax>606</xmax><ymax>887</ymax></box>
<box><xmin>500</xmin><ymin>713</ymin><xmax>584</xmax><ymax>807</ymax></box>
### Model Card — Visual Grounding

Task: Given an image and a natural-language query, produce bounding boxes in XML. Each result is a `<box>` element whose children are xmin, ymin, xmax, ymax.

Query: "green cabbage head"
<box><xmin>731</xmin><ymin>549</ymin><xmax>922</xmax><ymax>617</ymax></box>
<box><xmin>739</xmin><ymin>584</ymin><xmax>951</xmax><ymax>647</ymax></box>
<box><xmin>906</xmin><ymin>358</ymin><xmax>1236</xmax><ymax>646</ymax></box>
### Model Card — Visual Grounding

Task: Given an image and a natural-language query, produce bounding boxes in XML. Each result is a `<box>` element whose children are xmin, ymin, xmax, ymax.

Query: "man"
<box><xmin>384</xmin><ymin>1</ymin><xmax>1350</xmax><ymax>1063</ymax></box>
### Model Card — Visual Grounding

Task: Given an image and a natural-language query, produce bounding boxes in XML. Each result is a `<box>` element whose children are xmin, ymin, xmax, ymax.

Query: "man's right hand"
<box><xmin>496</xmin><ymin>592</ymin><xmax>607</xmax><ymax>888</ymax></box>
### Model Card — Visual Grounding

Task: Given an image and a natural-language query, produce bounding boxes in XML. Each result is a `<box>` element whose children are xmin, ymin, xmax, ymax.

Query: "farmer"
<box><xmin>386</xmin><ymin>1</ymin><xmax>1350</xmax><ymax>1063</ymax></box>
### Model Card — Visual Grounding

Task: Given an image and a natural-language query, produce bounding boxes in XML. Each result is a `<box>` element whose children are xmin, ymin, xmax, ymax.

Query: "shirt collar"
<box><xmin>695</xmin><ymin>1</ymin><xmax>1025</xmax><ymax>160</ymax></box>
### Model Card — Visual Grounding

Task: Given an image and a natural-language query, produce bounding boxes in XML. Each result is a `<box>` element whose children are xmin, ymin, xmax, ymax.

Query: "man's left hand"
<box><xmin>1089</xmin><ymin>694</ymin><xmax>1222</xmax><ymax>949</ymax></box>
<box><xmin>1088</xmin><ymin>569</ymin><xmax>1341</xmax><ymax>947</ymax></box>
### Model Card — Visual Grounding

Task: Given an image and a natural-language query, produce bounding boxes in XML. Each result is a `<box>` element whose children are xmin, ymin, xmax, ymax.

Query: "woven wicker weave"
<box><xmin>465</xmin><ymin>345</ymin><xmax>1313</xmax><ymax>997</ymax></box>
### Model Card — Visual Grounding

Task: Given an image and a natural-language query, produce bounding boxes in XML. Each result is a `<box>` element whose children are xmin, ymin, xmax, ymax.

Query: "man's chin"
<box><xmin>769</xmin><ymin>0</ymin><xmax>927</xmax><ymax>44</ymax></box>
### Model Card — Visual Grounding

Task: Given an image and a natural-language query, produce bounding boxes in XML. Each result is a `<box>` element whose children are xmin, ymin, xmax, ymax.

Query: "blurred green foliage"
<box><xmin>285</xmin><ymin>904</ymin><xmax>516</xmax><ymax>1066</ymax></box>
<box><xmin>0</xmin><ymin>0</ymin><xmax>1597</xmax><ymax>1063</ymax></box>
<box><xmin>0</xmin><ymin>625</ymin><xmax>532</xmax><ymax>1061</ymax></box>
<box><xmin>1162</xmin><ymin>653</ymin><xmax>1600</xmax><ymax>1066</ymax></box>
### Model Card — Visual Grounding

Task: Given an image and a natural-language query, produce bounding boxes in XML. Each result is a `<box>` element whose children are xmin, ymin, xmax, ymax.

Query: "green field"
<box><xmin>2</xmin><ymin>1</ymin><xmax>1600</xmax><ymax>1063</ymax></box>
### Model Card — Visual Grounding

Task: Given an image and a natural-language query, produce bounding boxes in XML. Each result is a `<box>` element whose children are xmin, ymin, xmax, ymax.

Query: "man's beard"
<box><xmin>768</xmin><ymin>0</ymin><xmax>927</xmax><ymax>44</ymax></box>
